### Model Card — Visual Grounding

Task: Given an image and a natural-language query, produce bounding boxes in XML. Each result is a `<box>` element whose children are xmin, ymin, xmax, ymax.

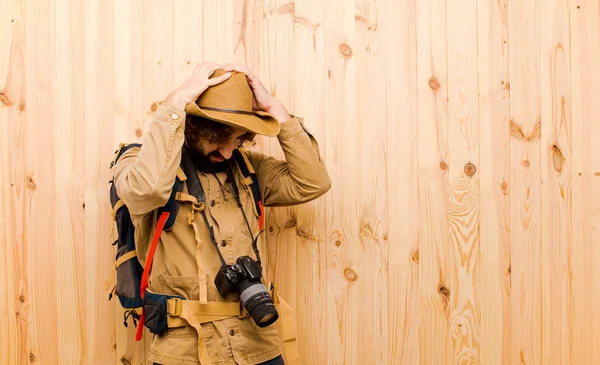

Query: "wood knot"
<box><xmin>18</xmin><ymin>101</ymin><xmax>26</xmax><ymax>112</ymax></box>
<box><xmin>0</xmin><ymin>92</ymin><xmax>11</xmax><ymax>106</ymax></box>
<box><xmin>428</xmin><ymin>76</ymin><xmax>440</xmax><ymax>91</ymax></box>
<box><xmin>26</xmin><ymin>176</ymin><xmax>36</xmax><ymax>191</ymax></box>
<box><xmin>438</xmin><ymin>285</ymin><xmax>450</xmax><ymax>297</ymax></box>
<box><xmin>150</xmin><ymin>102</ymin><xmax>158</xmax><ymax>112</ymax></box>
<box><xmin>382</xmin><ymin>234</ymin><xmax>388</xmax><ymax>241</ymax></box>
<box><xmin>551</xmin><ymin>145</ymin><xmax>564</xmax><ymax>173</ymax></box>
<box><xmin>339</xmin><ymin>43</ymin><xmax>353</xmax><ymax>58</ymax></box>
<box><xmin>501</xmin><ymin>180</ymin><xmax>508</xmax><ymax>193</ymax></box>
<box><xmin>595</xmin><ymin>172</ymin><xmax>600</xmax><ymax>176</ymax></box>
<box><xmin>521</xmin><ymin>159</ymin><xmax>530</xmax><ymax>168</ymax></box>
<box><xmin>284</xmin><ymin>217</ymin><xmax>297</xmax><ymax>228</ymax></box>
<box><xmin>135</xmin><ymin>128</ymin><xmax>143</xmax><ymax>138</ymax></box>
<box><xmin>440</xmin><ymin>160</ymin><xmax>448</xmax><ymax>171</ymax></box>
<box><xmin>268</xmin><ymin>226</ymin><xmax>274</xmax><ymax>233</ymax></box>
<box><xmin>438</xmin><ymin>284</ymin><xmax>450</xmax><ymax>308</ymax></box>
<box><xmin>344</xmin><ymin>268</ymin><xmax>358</xmax><ymax>282</ymax></box>
<box><xmin>412</xmin><ymin>248</ymin><xmax>419</xmax><ymax>264</ymax></box>
<box><xmin>507</xmin><ymin>265</ymin><xmax>511</xmax><ymax>275</ymax></box>
<box><xmin>335</xmin><ymin>240</ymin><xmax>341</xmax><ymax>246</ymax></box>
<box><xmin>30</xmin><ymin>353</ymin><xmax>35</xmax><ymax>362</ymax></box>
<box><xmin>19</xmin><ymin>295</ymin><xmax>25</xmax><ymax>303</ymax></box>
<box><xmin>464</xmin><ymin>163</ymin><xmax>476</xmax><ymax>177</ymax></box>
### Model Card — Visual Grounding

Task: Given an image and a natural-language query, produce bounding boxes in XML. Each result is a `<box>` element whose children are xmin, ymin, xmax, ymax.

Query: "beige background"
<box><xmin>1</xmin><ymin>0</ymin><xmax>599</xmax><ymax>364</ymax></box>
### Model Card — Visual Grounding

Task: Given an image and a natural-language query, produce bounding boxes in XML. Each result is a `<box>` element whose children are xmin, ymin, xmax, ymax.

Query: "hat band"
<box><xmin>201</xmin><ymin>106</ymin><xmax>255</xmax><ymax>116</ymax></box>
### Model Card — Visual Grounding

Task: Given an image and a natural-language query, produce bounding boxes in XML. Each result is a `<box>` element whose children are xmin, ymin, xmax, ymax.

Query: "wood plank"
<box><xmin>83</xmin><ymin>0</ymin><xmax>116</xmax><ymax>363</ymax></box>
<box><xmin>385</xmin><ymin>0</ymin><xmax>420</xmax><ymax>363</ymax></box>
<box><xmin>23</xmin><ymin>0</ymin><xmax>59</xmax><ymax>363</ymax></box>
<box><xmin>353</xmin><ymin>0</ymin><xmax>388</xmax><ymax>363</ymax></box>
<box><xmin>258</xmin><ymin>3</ymin><xmax>298</xmax><ymax>358</ymax></box>
<box><xmin>569</xmin><ymin>0</ymin><xmax>600</xmax><ymax>363</ymax></box>
<box><xmin>446</xmin><ymin>0</ymin><xmax>481</xmax><ymax>362</ymax></box>
<box><xmin>477</xmin><ymin>0</ymin><xmax>511</xmax><ymax>364</ymax></box>
<box><xmin>508</xmin><ymin>0</ymin><xmax>542</xmax><ymax>362</ymax></box>
<box><xmin>0</xmin><ymin>0</ymin><xmax>27</xmax><ymax>364</ymax></box>
<box><xmin>140</xmin><ymin>1</ymin><xmax>176</xmax><ymax>363</ymax></box>
<box><xmin>415</xmin><ymin>0</ymin><xmax>452</xmax><ymax>362</ymax></box>
<box><xmin>292</xmin><ymin>0</ymin><xmax>328</xmax><ymax>363</ymax></box>
<box><xmin>540</xmin><ymin>0</ymin><xmax>572</xmax><ymax>363</ymax></box>
<box><xmin>324</xmin><ymin>0</ymin><xmax>360</xmax><ymax>363</ymax></box>
<box><xmin>112</xmin><ymin>0</ymin><xmax>150</xmax><ymax>363</ymax></box>
<box><xmin>53</xmin><ymin>0</ymin><xmax>86</xmax><ymax>361</ymax></box>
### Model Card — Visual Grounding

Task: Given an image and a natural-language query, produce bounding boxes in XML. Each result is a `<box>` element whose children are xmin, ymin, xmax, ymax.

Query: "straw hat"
<box><xmin>184</xmin><ymin>69</ymin><xmax>281</xmax><ymax>136</ymax></box>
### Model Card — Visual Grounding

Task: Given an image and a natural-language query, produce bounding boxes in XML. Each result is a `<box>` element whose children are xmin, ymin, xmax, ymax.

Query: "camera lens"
<box><xmin>239</xmin><ymin>280</ymin><xmax>279</xmax><ymax>327</ymax></box>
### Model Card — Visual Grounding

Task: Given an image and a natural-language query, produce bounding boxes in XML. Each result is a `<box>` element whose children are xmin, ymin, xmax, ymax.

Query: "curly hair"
<box><xmin>184</xmin><ymin>115</ymin><xmax>255</xmax><ymax>148</ymax></box>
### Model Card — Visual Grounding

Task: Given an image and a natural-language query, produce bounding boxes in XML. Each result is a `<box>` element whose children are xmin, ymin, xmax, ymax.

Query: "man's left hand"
<box><xmin>223</xmin><ymin>63</ymin><xmax>291</xmax><ymax>123</ymax></box>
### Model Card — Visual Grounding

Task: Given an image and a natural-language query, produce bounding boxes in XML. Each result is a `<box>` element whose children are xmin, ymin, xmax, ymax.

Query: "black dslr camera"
<box><xmin>214</xmin><ymin>256</ymin><xmax>279</xmax><ymax>327</ymax></box>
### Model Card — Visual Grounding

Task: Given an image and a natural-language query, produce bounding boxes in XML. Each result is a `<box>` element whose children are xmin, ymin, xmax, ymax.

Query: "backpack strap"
<box><xmin>232</xmin><ymin>148</ymin><xmax>264</xmax><ymax>230</ymax></box>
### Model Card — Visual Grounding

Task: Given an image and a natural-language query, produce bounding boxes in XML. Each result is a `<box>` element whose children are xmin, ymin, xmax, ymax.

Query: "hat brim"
<box><xmin>185</xmin><ymin>103</ymin><xmax>281</xmax><ymax>136</ymax></box>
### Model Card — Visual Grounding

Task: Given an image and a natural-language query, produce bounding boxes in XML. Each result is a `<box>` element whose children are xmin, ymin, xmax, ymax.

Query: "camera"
<box><xmin>214</xmin><ymin>256</ymin><xmax>279</xmax><ymax>327</ymax></box>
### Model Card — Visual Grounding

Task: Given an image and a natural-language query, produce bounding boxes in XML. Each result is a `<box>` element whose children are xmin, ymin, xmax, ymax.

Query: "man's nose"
<box><xmin>218</xmin><ymin>140</ymin><xmax>235</xmax><ymax>160</ymax></box>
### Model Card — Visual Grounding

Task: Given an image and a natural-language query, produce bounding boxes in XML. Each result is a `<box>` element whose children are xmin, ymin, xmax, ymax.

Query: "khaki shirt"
<box><xmin>113</xmin><ymin>103</ymin><xmax>331</xmax><ymax>365</ymax></box>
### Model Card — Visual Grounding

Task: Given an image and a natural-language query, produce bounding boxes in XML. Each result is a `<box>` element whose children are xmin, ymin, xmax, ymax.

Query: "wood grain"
<box><xmin>0</xmin><ymin>1</ymin><xmax>26</xmax><ymax>364</ymax></box>
<box><xmin>509</xmin><ymin>0</ymin><xmax>543</xmax><ymax>363</ymax></box>
<box><xmin>446</xmin><ymin>0</ymin><xmax>481</xmax><ymax>362</ymax></box>
<box><xmin>293</xmin><ymin>0</ymin><xmax>328</xmax><ymax>363</ymax></box>
<box><xmin>354</xmin><ymin>0</ymin><xmax>389</xmax><ymax>363</ymax></box>
<box><xmin>540</xmin><ymin>0</ymin><xmax>572</xmax><ymax>363</ymax></box>
<box><xmin>385</xmin><ymin>0</ymin><xmax>420</xmax><ymax>363</ymax></box>
<box><xmin>416</xmin><ymin>0</ymin><xmax>452</xmax><ymax>362</ymax></box>
<box><xmin>324</xmin><ymin>0</ymin><xmax>360</xmax><ymax>363</ymax></box>
<box><xmin>83</xmin><ymin>0</ymin><xmax>116</xmax><ymax>363</ymax></box>
<box><xmin>477</xmin><ymin>0</ymin><xmax>511</xmax><ymax>364</ymax></box>
<box><xmin>258</xmin><ymin>2</ymin><xmax>300</xmax><ymax>361</ymax></box>
<box><xmin>23</xmin><ymin>0</ymin><xmax>59</xmax><ymax>363</ymax></box>
<box><xmin>113</xmin><ymin>0</ymin><xmax>151</xmax><ymax>363</ymax></box>
<box><xmin>570</xmin><ymin>0</ymin><xmax>600</xmax><ymax>363</ymax></box>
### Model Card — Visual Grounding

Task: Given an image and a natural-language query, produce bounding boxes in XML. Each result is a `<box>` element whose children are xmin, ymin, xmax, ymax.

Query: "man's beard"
<box><xmin>185</xmin><ymin>144</ymin><xmax>228</xmax><ymax>174</ymax></box>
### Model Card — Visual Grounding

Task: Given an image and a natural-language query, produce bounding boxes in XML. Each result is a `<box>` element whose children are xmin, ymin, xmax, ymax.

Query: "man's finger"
<box><xmin>207</xmin><ymin>72</ymin><xmax>232</xmax><ymax>86</ymax></box>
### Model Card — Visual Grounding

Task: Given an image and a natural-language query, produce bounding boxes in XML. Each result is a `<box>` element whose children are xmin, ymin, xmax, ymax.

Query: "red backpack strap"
<box><xmin>135</xmin><ymin>211</ymin><xmax>170</xmax><ymax>341</ymax></box>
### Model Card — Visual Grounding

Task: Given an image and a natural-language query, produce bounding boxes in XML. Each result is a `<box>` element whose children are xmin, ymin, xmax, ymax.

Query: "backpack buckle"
<box><xmin>167</xmin><ymin>297</ymin><xmax>183</xmax><ymax>317</ymax></box>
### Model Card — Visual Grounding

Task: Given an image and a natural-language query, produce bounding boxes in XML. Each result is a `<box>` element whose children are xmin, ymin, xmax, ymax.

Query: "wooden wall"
<box><xmin>1</xmin><ymin>0</ymin><xmax>599</xmax><ymax>364</ymax></box>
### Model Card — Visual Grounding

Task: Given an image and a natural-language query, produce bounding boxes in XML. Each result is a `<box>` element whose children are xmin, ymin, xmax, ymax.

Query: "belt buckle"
<box><xmin>167</xmin><ymin>297</ymin><xmax>183</xmax><ymax>317</ymax></box>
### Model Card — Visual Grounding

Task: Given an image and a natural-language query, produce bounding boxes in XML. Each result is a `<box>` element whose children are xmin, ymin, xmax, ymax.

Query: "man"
<box><xmin>113</xmin><ymin>62</ymin><xmax>331</xmax><ymax>365</ymax></box>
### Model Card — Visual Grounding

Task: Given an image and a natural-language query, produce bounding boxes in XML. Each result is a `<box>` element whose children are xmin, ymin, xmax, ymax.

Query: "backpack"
<box><xmin>106</xmin><ymin>142</ymin><xmax>264</xmax><ymax>329</ymax></box>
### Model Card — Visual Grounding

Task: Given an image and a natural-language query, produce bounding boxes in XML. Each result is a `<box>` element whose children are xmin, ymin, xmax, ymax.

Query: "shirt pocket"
<box><xmin>157</xmin><ymin>274</ymin><xmax>200</xmax><ymax>300</ymax></box>
<box><xmin>239</xmin><ymin>189</ymin><xmax>261</xmax><ymax>239</ymax></box>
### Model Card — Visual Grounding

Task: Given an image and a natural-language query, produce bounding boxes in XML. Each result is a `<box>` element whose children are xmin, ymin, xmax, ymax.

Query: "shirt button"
<box><xmin>229</xmin><ymin>329</ymin><xmax>235</xmax><ymax>336</ymax></box>
<box><xmin>170</xmin><ymin>113</ymin><xmax>178</xmax><ymax>120</ymax></box>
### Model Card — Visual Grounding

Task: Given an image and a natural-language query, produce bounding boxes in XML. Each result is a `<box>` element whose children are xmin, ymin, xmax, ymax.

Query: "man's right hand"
<box><xmin>163</xmin><ymin>62</ymin><xmax>231</xmax><ymax>110</ymax></box>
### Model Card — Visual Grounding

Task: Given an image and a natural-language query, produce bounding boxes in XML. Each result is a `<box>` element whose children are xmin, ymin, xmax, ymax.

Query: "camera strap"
<box><xmin>224</xmin><ymin>162</ymin><xmax>263</xmax><ymax>268</ymax></box>
<box><xmin>181</xmin><ymin>147</ymin><xmax>263</xmax><ymax>269</ymax></box>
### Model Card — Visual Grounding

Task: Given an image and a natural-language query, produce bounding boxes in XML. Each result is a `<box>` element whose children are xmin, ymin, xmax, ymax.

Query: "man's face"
<box><xmin>188</xmin><ymin>128</ymin><xmax>248</xmax><ymax>172</ymax></box>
